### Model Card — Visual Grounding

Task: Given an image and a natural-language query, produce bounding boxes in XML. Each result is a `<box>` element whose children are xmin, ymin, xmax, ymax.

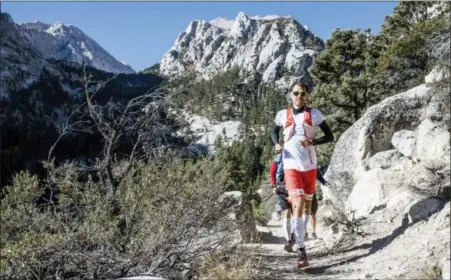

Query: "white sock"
<box><xmin>292</xmin><ymin>217</ymin><xmax>305</xmax><ymax>249</ymax></box>
<box><xmin>282</xmin><ymin>218</ymin><xmax>291</xmax><ymax>242</ymax></box>
<box><xmin>303</xmin><ymin>214</ymin><xmax>311</xmax><ymax>233</ymax></box>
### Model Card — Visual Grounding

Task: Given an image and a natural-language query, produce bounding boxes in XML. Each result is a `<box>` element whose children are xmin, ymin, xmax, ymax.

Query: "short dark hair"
<box><xmin>290</xmin><ymin>82</ymin><xmax>309</xmax><ymax>93</ymax></box>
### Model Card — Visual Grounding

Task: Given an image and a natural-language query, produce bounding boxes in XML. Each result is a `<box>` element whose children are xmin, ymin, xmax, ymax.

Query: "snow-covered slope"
<box><xmin>160</xmin><ymin>12</ymin><xmax>324</xmax><ymax>90</ymax></box>
<box><xmin>21</xmin><ymin>21</ymin><xmax>135</xmax><ymax>74</ymax></box>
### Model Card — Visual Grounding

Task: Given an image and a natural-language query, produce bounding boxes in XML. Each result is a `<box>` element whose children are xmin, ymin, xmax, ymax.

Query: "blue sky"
<box><xmin>2</xmin><ymin>2</ymin><xmax>398</xmax><ymax>72</ymax></box>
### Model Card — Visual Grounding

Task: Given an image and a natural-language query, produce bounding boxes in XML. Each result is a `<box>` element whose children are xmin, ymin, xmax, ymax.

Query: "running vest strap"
<box><xmin>284</xmin><ymin>107</ymin><xmax>312</xmax><ymax>141</ymax></box>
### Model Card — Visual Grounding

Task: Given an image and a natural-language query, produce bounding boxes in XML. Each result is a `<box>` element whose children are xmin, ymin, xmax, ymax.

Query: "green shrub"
<box><xmin>1</xmin><ymin>156</ymin><xmax>239</xmax><ymax>279</ymax></box>
<box><xmin>252</xmin><ymin>202</ymin><xmax>268</xmax><ymax>226</ymax></box>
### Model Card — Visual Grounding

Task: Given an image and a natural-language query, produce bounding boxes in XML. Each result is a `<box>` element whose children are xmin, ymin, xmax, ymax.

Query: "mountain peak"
<box><xmin>54</xmin><ymin>21</ymin><xmax>65</xmax><ymax>26</ymax></box>
<box><xmin>16</xmin><ymin>18</ymin><xmax>136</xmax><ymax>74</ymax></box>
<box><xmin>231</xmin><ymin>12</ymin><xmax>253</xmax><ymax>39</ymax></box>
<box><xmin>160</xmin><ymin>13</ymin><xmax>324</xmax><ymax>90</ymax></box>
<box><xmin>236</xmin><ymin>11</ymin><xmax>249</xmax><ymax>21</ymax></box>
<box><xmin>210</xmin><ymin>13</ymin><xmax>294</xmax><ymax>31</ymax></box>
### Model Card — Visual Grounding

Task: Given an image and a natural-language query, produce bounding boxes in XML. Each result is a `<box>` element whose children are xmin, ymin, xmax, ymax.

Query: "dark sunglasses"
<box><xmin>292</xmin><ymin>91</ymin><xmax>308</xmax><ymax>96</ymax></box>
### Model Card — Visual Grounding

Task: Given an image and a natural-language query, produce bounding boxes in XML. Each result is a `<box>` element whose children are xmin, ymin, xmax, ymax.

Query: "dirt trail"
<box><xmin>250</xmin><ymin>201</ymin><xmax>450</xmax><ymax>280</ymax></box>
<box><xmin>253</xmin><ymin>217</ymin><xmax>361</xmax><ymax>279</ymax></box>
<box><xmin>121</xmin><ymin>201</ymin><xmax>450</xmax><ymax>280</ymax></box>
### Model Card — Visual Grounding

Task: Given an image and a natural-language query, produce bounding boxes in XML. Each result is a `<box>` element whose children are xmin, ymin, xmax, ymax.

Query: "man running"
<box><xmin>271</xmin><ymin>82</ymin><xmax>334</xmax><ymax>268</ymax></box>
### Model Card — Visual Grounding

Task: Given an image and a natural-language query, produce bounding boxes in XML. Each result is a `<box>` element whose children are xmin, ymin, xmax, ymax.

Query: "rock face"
<box><xmin>425</xmin><ymin>65</ymin><xmax>450</xmax><ymax>84</ymax></box>
<box><xmin>159</xmin><ymin>12</ymin><xmax>324</xmax><ymax>90</ymax></box>
<box><xmin>324</xmin><ymin>81</ymin><xmax>450</xmax><ymax>220</ymax></box>
<box><xmin>391</xmin><ymin>130</ymin><xmax>416</xmax><ymax>158</ymax></box>
<box><xmin>316</xmin><ymin>68</ymin><xmax>450</xmax><ymax>279</ymax></box>
<box><xmin>408</xmin><ymin>197</ymin><xmax>446</xmax><ymax>223</ymax></box>
<box><xmin>325</xmin><ymin>84</ymin><xmax>432</xmax><ymax>202</ymax></box>
<box><xmin>443</xmin><ymin>251</ymin><xmax>451</xmax><ymax>280</ymax></box>
<box><xmin>185</xmin><ymin>114</ymin><xmax>241</xmax><ymax>153</ymax></box>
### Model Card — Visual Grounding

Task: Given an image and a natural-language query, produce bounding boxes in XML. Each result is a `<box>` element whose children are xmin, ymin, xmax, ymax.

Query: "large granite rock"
<box><xmin>324</xmin><ymin>73</ymin><xmax>449</xmax><ymax>221</ymax></box>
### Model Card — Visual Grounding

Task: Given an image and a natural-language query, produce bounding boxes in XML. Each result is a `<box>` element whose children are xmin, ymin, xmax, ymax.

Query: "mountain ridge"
<box><xmin>159</xmin><ymin>11</ymin><xmax>324</xmax><ymax>90</ymax></box>
<box><xmin>20</xmin><ymin>20</ymin><xmax>135</xmax><ymax>74</ymax></box>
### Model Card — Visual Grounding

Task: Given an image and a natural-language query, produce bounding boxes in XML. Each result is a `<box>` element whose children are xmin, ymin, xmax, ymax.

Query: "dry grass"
<box><xmin>421</xmin><ymin>264</ymin><xmax>442</xmax><ymax>280</ymax></box>
<box><xmin>197</xmin><ymin>247</ymin><xmax>262</xmax><ymax>280</ymax></box>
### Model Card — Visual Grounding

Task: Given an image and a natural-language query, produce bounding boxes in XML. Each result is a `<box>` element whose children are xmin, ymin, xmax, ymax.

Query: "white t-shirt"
<box><xmin>274</xmin><ymin>107</ymin><xmax>325</xmax><ymax>171</ymax></box>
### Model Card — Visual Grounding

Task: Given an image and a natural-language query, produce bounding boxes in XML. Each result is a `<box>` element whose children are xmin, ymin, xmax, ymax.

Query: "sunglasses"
<box><xmin>292</xmin><ymin>91</ymin><xmax>308</xmax><ymax>97</ymax></box>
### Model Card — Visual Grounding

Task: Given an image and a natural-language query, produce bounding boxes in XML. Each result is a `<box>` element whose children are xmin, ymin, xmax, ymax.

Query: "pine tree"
<box><xmin>375</xmin><ymin>1</ymin><xmax>447</xmax><ymax>94</ymax></box>
<box><xmin>214</xmin><ymin>135</ymin><xmax>223</xmax><ymax>149</ymax></box>
<box><xmin>310</xmin><ymin>28</ymin><xmax>380</xmax><ymax>135</ymax></box>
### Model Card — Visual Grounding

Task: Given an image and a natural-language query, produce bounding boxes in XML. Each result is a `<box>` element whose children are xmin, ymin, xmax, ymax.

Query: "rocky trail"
<box><xmin>123</xmin><ymin>199</ymin><xmax>449</xmax><ymax>280</ymax></box>
<box><xmin>254</xmin><ymin>216</ymin><xmax>350</xmax><ymax>279</ymax></box>
<box><xmin>250</xmin><ymin>199</ymin><xmax>450</xmax><ymax>280</ymax></box>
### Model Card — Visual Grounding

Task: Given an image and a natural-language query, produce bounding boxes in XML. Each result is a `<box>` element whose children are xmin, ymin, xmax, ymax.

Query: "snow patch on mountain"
<box><xmin>20</xmin><ymin>21</ymin><xmax>135</xmax><ymax>74</ymax></box>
